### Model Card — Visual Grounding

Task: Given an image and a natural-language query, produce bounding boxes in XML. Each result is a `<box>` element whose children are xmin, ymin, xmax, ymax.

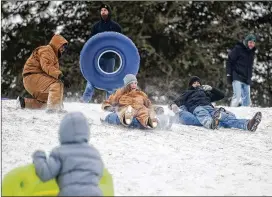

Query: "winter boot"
<box><xmin>247</xmin><ymin>112</ymin><xmax>262</xmax><ymax>132</ymax></box>
<box><xmin>123</xmin><ymin>105</ymin><xmax>134</xmax><ymax>125</ymax></box>
<box><xmin>16</xmin><ymin>96</ymin><xmax>25</xmax><ymax>109</ymax></box>
<box><xmin>147</xmin><ymin>110</ymin><xmax>158</xmax><ymax>129</ymax></box>
<box><xmin>210</xmin><ymin>109</ymin><xmax>221</xmax><ymax>129</ymax></box>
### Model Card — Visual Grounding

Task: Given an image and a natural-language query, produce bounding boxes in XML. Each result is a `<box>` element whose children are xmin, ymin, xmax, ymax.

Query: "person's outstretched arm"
<box><xmin>32</xmin><ymin>149</ymin><xmax>61</xmax><ymax>182</ymax></box>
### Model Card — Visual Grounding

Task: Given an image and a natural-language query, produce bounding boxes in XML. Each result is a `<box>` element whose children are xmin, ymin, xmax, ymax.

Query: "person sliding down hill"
<box><xmin>169</xmin><ymin>76</ymin><xmax>262</xmax><ymax>131</ymax></box>
<box><xmin>101</xmin><ymin>74</ymin><xmax>171</xmax><ymax>129</ymax></box>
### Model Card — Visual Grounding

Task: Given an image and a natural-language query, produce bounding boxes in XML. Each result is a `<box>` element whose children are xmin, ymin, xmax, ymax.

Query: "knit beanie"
<box><xmin>243</xmin><ymin>34</ymin><xmax>256</xmax><ymax>48</ymax></box>
<box><xmin>244</xmin><ymin>34</ymin><xmax>256</xmax><ymax>42</ymax></box>
<box><xmin>188</xmin><ymin>76</ymin><xmax>201</xmax><ymax>87</ymax></box>
<box><xmin>123</xmin><ymin>74</ymin><xmax>137</xmax><ymax>86</ymax></box>
<box><xmin>100</xmin><ymin>4</ymin><xmax>111</xmax><ymax>13</ymax></box>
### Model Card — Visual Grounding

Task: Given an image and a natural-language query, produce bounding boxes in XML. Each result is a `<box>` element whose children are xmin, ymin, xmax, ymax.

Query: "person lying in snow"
<box><xmin>168</xmin><ymin>104</ymin><xmax>251</xmax><ymax>129</ymax></box>
<box><xmin>32</xmin><ymin>112</ymin><xmax>104</xmax><ymax>196</ymax></box>
<box><xmin>101</xmin><ymin>74</ymin><xmax>172</xmax><ymax>129</ymax></box>
<box><xmin>168</xmin><ymin>76</ymin><xmax>262</xmax><ymax>132</ymax></box>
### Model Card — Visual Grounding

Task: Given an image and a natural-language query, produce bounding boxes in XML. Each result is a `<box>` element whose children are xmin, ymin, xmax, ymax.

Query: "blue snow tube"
<box><xmin>80</xmin><ymin>32</ymin><xmax>140</xmax><ymax>91</ymax></box>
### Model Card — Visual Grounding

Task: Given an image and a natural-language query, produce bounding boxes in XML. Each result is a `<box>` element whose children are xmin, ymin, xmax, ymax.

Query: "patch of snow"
<box><xmin>2</xmin><ymin>100</ymin><xmax>272</xmax><ymax>195</ymax></box>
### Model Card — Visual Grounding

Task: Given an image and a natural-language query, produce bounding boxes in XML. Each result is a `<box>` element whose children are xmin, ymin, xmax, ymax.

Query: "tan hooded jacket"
<box><xmin>102</xmin><ymin>86</ymin><xmax>154</xmax><ymax>127</ymax></box>
<box><xmin>23</xmin><ymin>35</ymin><xmax>68</xmax><ymax>79</ymax></box>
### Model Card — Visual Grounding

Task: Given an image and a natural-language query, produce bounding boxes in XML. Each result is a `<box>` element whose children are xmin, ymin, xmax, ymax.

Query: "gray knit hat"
<box><xmin>123</xmin><ymin>74</ymin><xmax>137</xmax><ymax>86</ymax></box>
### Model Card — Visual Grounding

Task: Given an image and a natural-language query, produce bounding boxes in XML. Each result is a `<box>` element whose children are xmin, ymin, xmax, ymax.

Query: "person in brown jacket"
<box><xmin>16</xmin><ymin>34</ymin><xmax>71</xmax><ymax>113</ymax></box>
<box><xmin>101</xmin><ymin>74</ymin><xmax>159</xmax><ymax>129</ymax></box>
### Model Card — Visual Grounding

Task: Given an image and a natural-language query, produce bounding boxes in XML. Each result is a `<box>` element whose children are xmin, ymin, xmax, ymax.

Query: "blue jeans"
<box><xmin>231</xmin><ymin>80</ymin><xmax>251</xmax><ymax>107</ymax></box>
<box><xmin>219</xmin><ymin>110</ymin><xmax>249</xmax><ymax>130</ymax></box>
<box><xmin>193</xmin><ymin>105</ymin><xmax>249</xmax><ymax>130</ymax></box>
<box><xmin>179</xmin><ymin>110</ymin><xmax>202</xmax><ymax>126</ymax></box>
<box><xmin>81</xmin><ymin>58</ymin><xmax>115</xmax><ymax>103</ymax></box>
<box><xmin>105</xmin><ymin>112</ymin><xmax>146</xmax><ymax>129</ymax></box>
<box><xmin>178</xmin><ymin>106</ymin><xmax>237</xmax><ymax>128</ymax></box>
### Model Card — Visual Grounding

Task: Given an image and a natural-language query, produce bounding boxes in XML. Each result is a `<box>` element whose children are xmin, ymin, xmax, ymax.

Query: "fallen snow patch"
<box><xmin>1</xmin><ymin>100</ymin><xmax>272</xmax><ymax>195</ymax></box>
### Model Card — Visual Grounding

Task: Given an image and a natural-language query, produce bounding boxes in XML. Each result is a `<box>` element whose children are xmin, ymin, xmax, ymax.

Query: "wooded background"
<box><xmin>1</xmin><ymin>1</ymin><xmax>271</xmax><ymax>106</ymax></box>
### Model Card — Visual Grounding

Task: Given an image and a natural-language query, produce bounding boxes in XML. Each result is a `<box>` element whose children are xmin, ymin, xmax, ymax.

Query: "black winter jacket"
<box><xmin>90</xmin><ymin>17</ymin><xmax>121</xmax><ymax>59</ymax></box>
<box><xmin>226</xmin><ymin>42</ymin><xmax>256</xmax><ymax>85</ymax></box>
<box><xmin>173</xmin><ymin>86</ymin><xmax>225</xmax><ymax>113</ymax></box>
<box><xmin>90</xmin><ymin>18</ymin><xmax>121</xmax><ymax>37</ymax></box>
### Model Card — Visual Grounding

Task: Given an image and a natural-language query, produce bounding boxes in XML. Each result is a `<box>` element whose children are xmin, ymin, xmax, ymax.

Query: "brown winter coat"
<box><xmin>102</xmin><ymin>86</ymin><xmax>155</xmax><ymax>127</ymax></box>
<box><xmin>23</xmin><ymin>34</ymin><xmax>68</xmax><ymax>79</ymax></box>
<box><xmin>22</xmin><ymin>35</ymin><xmax>68</xmax><ymax>110</ymax></box>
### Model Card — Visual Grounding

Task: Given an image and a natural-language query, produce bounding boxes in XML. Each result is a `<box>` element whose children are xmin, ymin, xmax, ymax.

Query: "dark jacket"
<box><xmin>90</xmin><ymin>16</ymin><xmax>121</xmax><ymax>59</ymax></box>
<box><xmin>226</xmin><ymin>42</ymin><xmax>256</xmax><ymax>85</ymax></box>
<box><xmin>173</xmin><ymin>86</ymin><xmax>225</xmax><ymax>113</ymax></box>
<box><xmin>91</xmin><ymin>18</ymin><xmax>122</xmax><ymax>37</ymax></box>
<box><xmin>33</xmin><ymin>112</ymin><xmax>104</xmax><ymax>196</ymax></box>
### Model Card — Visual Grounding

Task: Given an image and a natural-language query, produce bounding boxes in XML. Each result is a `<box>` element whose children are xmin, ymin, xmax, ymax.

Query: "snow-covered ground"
<box><xmin>2</xmin><ymin>100</ymin><xmax>272</xmax><ymax>196</ymax></box>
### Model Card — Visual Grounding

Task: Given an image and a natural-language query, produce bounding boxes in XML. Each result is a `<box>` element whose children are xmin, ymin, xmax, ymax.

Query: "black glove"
<box><xmin>227</xmin><ymin>75</ymin><xmax>232</xmax><ymax>85</ymax></box>
<box><xmin>104</xmin><ymin>106</ymin><xmax>115</xmax><ymax>112</ymax></box>
<box><xmin>59</xmin><ymin>74</ymin><xmax>71</xmax><ymax>88</ymax></box>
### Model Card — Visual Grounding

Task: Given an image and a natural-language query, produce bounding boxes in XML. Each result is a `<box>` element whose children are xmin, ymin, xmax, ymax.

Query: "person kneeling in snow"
<box><xmin>17</xmin><ymin>34</ymin><xmax>71</xmax><ymax>113</ymax></box>
<box><xmin>101</xmin><ymin>74</ymin><xmax>167</xmax><ymax>129</ymax></box>
<box><xmin>169</xmin><ymin>76</ymin><xmax>262</xmax><ymax>132</ymax></box>
<box><xmin>32</xmin><ymin>112</ymin><xmax>104</xmax><ymax>196</ymax></box>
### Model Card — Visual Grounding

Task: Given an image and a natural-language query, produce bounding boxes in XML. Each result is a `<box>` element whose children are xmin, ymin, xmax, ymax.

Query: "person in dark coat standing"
<box><xmin>226</xmin><ymin>33</ymin><xmax>257</xmax><ymax>107</ymax></box>
<box><xmin>80</xmin><ymin>4</ymin><xmax>122</xmax><ymax>103</ymax></box>
<box><xmin>172</xmin><ymin>76</ymin><xmax>262</xmax><ymax>131</ymax></box>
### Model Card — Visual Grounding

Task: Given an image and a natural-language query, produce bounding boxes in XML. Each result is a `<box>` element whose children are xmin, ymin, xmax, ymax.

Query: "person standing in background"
<box><xmin>80</xmin><ymin>4</ymin><xmax>122</xmax><ymax>103</ymax></box>
<box><xmin>226</xmin><ymin>33</ymin><xmax>257</xmax><ymax>107</ymax></box>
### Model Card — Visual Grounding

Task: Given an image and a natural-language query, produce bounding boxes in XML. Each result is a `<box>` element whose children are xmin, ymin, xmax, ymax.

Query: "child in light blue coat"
<box><xmin>32</xmin><ymin>112</ymin><xmax>104</xmax><ymax>196</ymax></box>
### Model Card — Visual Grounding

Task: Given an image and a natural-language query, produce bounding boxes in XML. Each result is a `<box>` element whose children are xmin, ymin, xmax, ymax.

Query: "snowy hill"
<box><xmin>1</xmin><ymin>100</ymin><xmax>272</xmax><ymax>195</ymax></box>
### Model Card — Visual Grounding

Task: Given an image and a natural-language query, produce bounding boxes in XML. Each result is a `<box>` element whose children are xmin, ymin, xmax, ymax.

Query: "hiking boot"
<box><xmin>210</xmin><ymin>109</ymin><xmax>221</xmax><ymax>129</ymax></box>
<box><xmin>148</xmin><ymin>117</ymin><xmax>158</xmax><ymax>128</ymax></box>
<box><xmin>123</xmin><ymin>106</ymin><xmax>134</xmax><ymax>125</ymax></box>
<box><xmin>218</xmin><ymin>107</ymin><xmax>226</xmax><ymax>112</ymax></box>
<box><xmin>16</xmin><ymin>96</ymin><xmax>25</xmax><ymax>109</ymax></box>
<box><xmin>147</xmin><ymin>110</ymin><xmax>158</xmax><ymax>128</ymax></box>
<box><xmin>247</xmin><ymin>112</ymin><xmax>262</xmax><ymax>132</ymax></box>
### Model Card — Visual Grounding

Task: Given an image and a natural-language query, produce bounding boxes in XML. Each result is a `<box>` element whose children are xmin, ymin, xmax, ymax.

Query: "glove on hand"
<box><xmin>32</xmin><ymin>150</ymin><xmax>46</xmax><ymax>159</ymax></box>
<box><xmin>59</xmin><ymin>74</ymin><xmax>71</xmax><ymax>88</ymax></box>
<box><xmin>202</xmin><ymin>85</ymin><xmax>212</xmax><ymax>91</ymax></box>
